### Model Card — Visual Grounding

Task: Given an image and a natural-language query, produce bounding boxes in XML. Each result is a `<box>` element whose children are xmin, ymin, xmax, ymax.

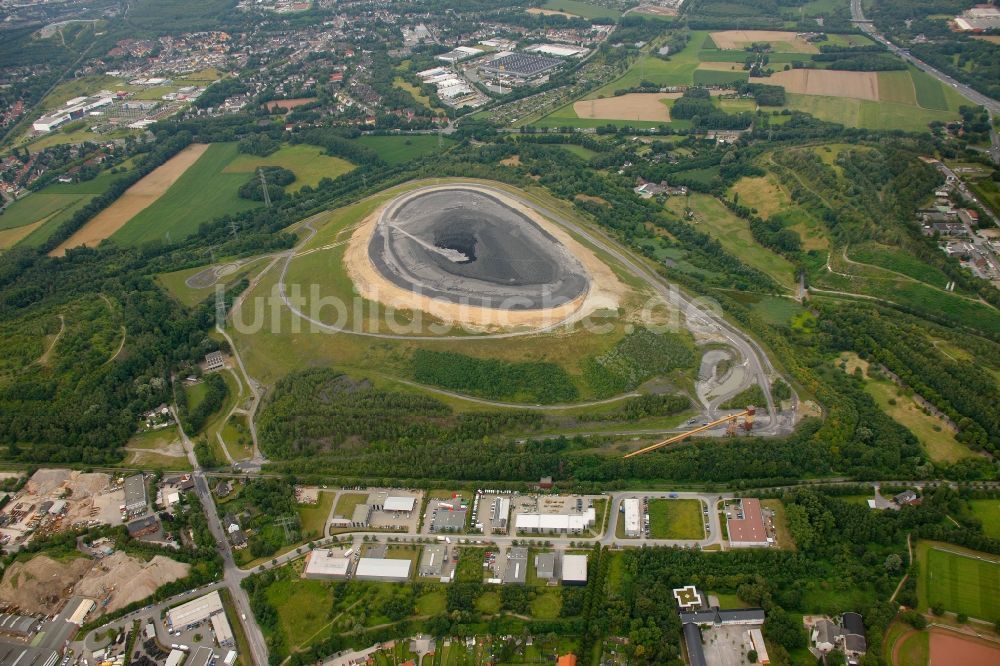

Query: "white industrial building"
<box><xmin>210</xmin><ymin>612</ymin><xmax>234</xmax><ymax>647</ymax></box>
<box><xmin>623</xmin><ymin>498</ymin><xmax>641</xmax><ymax>538</ymax></box>
<box><xmin>354</xmin><ymin>558</ymin><xmax>411</xmax><ymax>582</ymax></box>
<box><xmin>525</xmin><ymin>43</ymin><xmax>588</xmax><ymax>58</ymax></box>
<box><xmin>304</xmin><ymin>549</ymin><xmax>351</xmax><ymax>580</ymax></box>
<box><xmin>563</xmin><ymin>554</ymin><xmax>588</xmax><ymax>585</ymax></box>
<box><xmin>165</xmin><ymin>650</ymin><xmax>186</xmax><ymax>666</ymax></box>
<box><xmin>383</xmin><ymin>496</ymin><xmax>416</xmax><ymax>513</ymax></box>
<box><xmin>33</xmin><ymin>93</ymin><xmax>114</xmax><ymax>132</ymax></box>
<box><xmin>514</xmin><ymin>508</ymin><xmax>595</xmax><ymax>534</ymax></box>
<box><xmin>167</xmin><ymin>591</ymin><xmax>224</xmax><ymax>629</ymax></box>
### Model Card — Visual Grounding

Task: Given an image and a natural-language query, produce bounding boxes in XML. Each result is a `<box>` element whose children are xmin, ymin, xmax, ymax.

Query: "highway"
<box><xmin>850</xmin><ymin>0</ymin><xmax>1000</xmax><ymax>164</ymax></box>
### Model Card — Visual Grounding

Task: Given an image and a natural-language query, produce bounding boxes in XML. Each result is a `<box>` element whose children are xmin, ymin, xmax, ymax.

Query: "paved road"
<box><xmin>850</xmin><ymin>0</ymin><xmax>1000</xmax><ymax>164</ymax></box>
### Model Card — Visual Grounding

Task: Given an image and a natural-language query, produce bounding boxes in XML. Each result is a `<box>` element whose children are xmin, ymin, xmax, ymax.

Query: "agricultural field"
<box><xmin>647</xmin><ymin>499</ymin><xmax>704</xmax><ymax>540</ymax></box>
<box><xmin>709</xmin><ymin>30</ymin><xmax>820</xmax><ymax>53</ymax></box>
<box><xmin>573</xmin><ymin>93</ymin><xmax>676</xmax><ymax>122</ymax></box>
<box><xmin>918</xmin><ymin>540</ymin><xmax>1000</xmax><ymax>621</ymax></box>
<box><xmin>109</xmin><ymin>143</ymin><xmax>259</xmax><ymax>246</ymax></box>
<box><xmin>662</xmin><ymin>193</ymin><xmax>797</xmax><ymax>290</ymax></box>
<box><xmin>537</xmin><ymin>0</ymin><xmax>620</xmax><ymax>19</ymax></box>
<box><xmin>0</xmin><ymin>169</ymin><xmax>129</xmax><ymax>249</ymax></box>
<box><xmin>52</xmin><ymin>143</ymin><xmax>211</xmax><ymax>254</ymax></box>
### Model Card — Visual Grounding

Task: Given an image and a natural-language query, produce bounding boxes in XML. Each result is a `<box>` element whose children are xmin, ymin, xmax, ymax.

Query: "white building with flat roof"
<box><xmin>354</xmin><ymin>558</ymin><xmax>411</xmax><ymax>582</ymax></box>
<box><xmin>623</xmin><ymin>498</ymin><xmax>641</xmax><ymax>538</ymax></box>
<box><xmin>563</xmin><ymin>554</ymin><xmax>588</xmax><ymax>585</ymax></box>
<box><xmin>304</xmin><ymin>549</ymin><xmax>351</xmax><ymax>579</ymax></box>
<box><xmin>165</xmin><ymin>650</ymin><xmax>185</xmax><ymax>666</ymax></box>
<box><xmin>383</xmin><ymin>496</ymin><xmax>416</xmax><ymax>513</ymax></box>
<box><xmin>210</xmin><ymin>612</ymin><xmax>234</xmax><ymax>647</ymax></box>
<box><xmin>514</xmin><ymin>508</ymin><xmax>595</xmax><ymax>534</ymax></box>
<box><xmin>167</xmin><ymin>591</ymin><xmax>224</xmax><ymax>629</ymax></box>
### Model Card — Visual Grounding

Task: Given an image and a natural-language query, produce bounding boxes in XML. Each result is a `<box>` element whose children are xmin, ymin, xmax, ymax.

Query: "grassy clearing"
<box><xmin>416</xmin><ymin>590</ymin><xmax>446</xmax><ymax>615</ymax></box>
<box><xmin>878</xmin><ymin>70</ymin><xmax>917</xmax><ymax>105</ymax></box>
<box><xmin>265</xmin><ymin>579</ymin><xmax>332</xmax><ymax>648</ymax></box>
<box><xmin>122</xmin><ymin>428</ymin><xmax>191</xmax><ymax>470</ymax></box>
<box><xmin>539</xmin><ymin>0</ymin><xmax>620</xmax><ymax>19</ymax></box>
<box><xmin>113</xmin><ymin>142</ymin><xmax>258</xmax><ymax>245</ymax></box>
<box><xmin>223</xmin><ymin>144</ymin><xmax>354</xmax><ymax>192</ymax></box>
<box><xmin>729</xmin><ymin>174</ymin><xmax>789</xmax><ymax>218</ymax></box>
<box><xmin>896</xmin><ymin>629</ymin><xmax>929</xmax><ymax>666</ymax></box>
<box><xmin>530</xmin><ymin>590</ymin><xmax>562</xmax><ymax>619</ymax></box>
<box><xmin>663</xmin><ymin>193</ymin><xmax>797</xmax><ymax>290</ymax></box>
<box><xmin>647</xmin><ymin>499</ymin><xmax>704</xmax><ymax>539</ymax></box>
<box><xmin>333</xmin><ymin>493</ymin><xmax>368</xmax><ymax>519</ymax></box>
<box><xmin>356</xmin><ymin>135</ymin><xmax>455</xmax><ymax>165</ymax></box>
<box><xmin>297</xmin><ymin>490</ymin><xmax>334</xmax><ymax>537</ymax></box>
<box><xmin>475</xmin><ymin>591</ymin><xmax>501</xmax><ymax>613</ymax></box>
<box><xmin>918</xmin><ymin>540</ymin><xmax>1000</xmax><ymax>620</ymax></box>
<box><xmin>155</xmin><ymin>259</ymin><xmax>269</xmax><ymax>308</ymax></box>
<box><xmin>848</xmin><ymin>243</ymin><xmax>950</xmax><ymax>289</ymax></box>
<box><xmin>393</xmin><ymin>77</ymin><xmax>443</xmax><ymax>114</ymax></box>
<box><xmin>910</xmin><ymin>67</ymin><xmax>949</xmax><ymax>110</ymax></box>
<box><xmin>968</xmin><ymin>500</ymin><xmax>1000</xmax><ymax>539</ymax></box>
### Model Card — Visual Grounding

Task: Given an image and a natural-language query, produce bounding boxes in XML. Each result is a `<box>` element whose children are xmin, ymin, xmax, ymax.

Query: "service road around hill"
<box><xmin>266</xmin><ymin>180</ymin><xmax>793</xmax><ymax>431</ymax></box>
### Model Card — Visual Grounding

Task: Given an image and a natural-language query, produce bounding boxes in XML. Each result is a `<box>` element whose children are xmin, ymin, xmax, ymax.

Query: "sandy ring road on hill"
<box><xmin>51</xmin><ymin>143</ymin><xmax>210</xmax><ymax>256</ymax></box>
<box><xmin>710</xmin><ymin>30</ymin><xmax>821</xmax><ymax>53</ymax></box>
<box><xmin>751</xmin><ymin>69</ymin><xmax>880</xmax><ymax>101</ymax></box>
<box><xmin>340</xmin><ymin>183</ymin><xmax>626</xmax><ymax>332</ymax></box>
<box><xmin>574</xmin><ymin>93</ymin><xmax>680</xmax><ymax>122</ymax></box>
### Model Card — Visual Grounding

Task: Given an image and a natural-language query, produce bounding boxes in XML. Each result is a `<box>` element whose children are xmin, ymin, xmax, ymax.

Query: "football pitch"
<box><xmin>922</xmin><ymin>542</ymin><xmax>1000</xmax><ymax>621</ymax></box>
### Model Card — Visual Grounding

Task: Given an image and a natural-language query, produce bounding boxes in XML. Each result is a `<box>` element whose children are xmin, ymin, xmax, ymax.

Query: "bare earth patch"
<box><xmin>526</xmin><ymin>7</ymin><xmax>578</xmax><ymax>17</ymax></box>
<box><xmin>500</xmin><ymin>155</ymin><xmax>522</xmax><ymax>166</ymax></box>
<box><xmin>51</xmin><ymin>143</ymin><xmax>210</xmax><ymax>256</ymax></box>
<box><xmin>752</xmin><ymin>69</ymin><xmax>879</xmax><ymax>101</ymax></box>
<box><xmin>0</xmin><ymin>555</ymin><xmax>93</xmax><ymax>614</ymax></box>
<box><xmin>574</xmin><ymin>93</ymin><xmax>679</xmax><ymax>122</ymax></box>
<box><xmin>711</xmin><ymin>30</ymin><xmax>820</xmax><ymax>53</ymax></box>
<box><xmin>75</xmin><ymin>551</ymin><xmax>190</xmax><ymax>613</ymax></box>
<box><xmin>265</xmin><ymin>97</ymin><xmax>318</xmax><ymax>110</ymax></box>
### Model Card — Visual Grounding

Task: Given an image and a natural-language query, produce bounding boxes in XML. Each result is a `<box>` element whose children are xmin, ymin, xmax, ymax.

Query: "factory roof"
<box><xmin>124</xmin><ymin>474</ymin><xmax>147</xmax><ymax>508</ymax></box>
<box><xmin>167</xmin><ymin>591</ymin><xmax>224</xmax><ymax>628</ymax></box>
<box><xmin>384</xmin><ymin>496</ymin><xmax>416</xmax><ymax>512</ymax></box>
<box><xmin>355</xmin><ymin>557</ymin><xmax>411</xmax><ymax>580</ymax></box>
<box><xmin>0</xmin><ymin>614</ymin><xmax>37</xmax><ymax>636</ymax></box>
<box><xmin>304</xmin><ymin>550</ymin><xmax>351</xmax><ymax>577</ymax></box>
<box><xmin>563</xmin><ymin>554</ymin><xmax>588</xmax><ymax>583</ymax></box>
<box><xmin>211</xmin><ymin>612</ymin><xmax>234</xmax><ymax>646</ymax></box>
<box><xmin>504</xmin><ymin>547</ymin><xmax>528</xmax><ymax>584</ymax></box>
<box><xmin>164</xmin><ymin>651</ymin><xmax>185</xmax><ymax>666</ymax></box>
<box><xmin>188</xmin><ymin>646</ymin><xmax>215</xmax><ymax>666</ymax></box>
<box><xmin>727</xmin><ymin>498</ymin><xmax>769</xmax><ymax>544</ymax></box>
<box><xmin>535</xmin><ymin>552</ymin><xmax>556</xmax><ymax>580</ymax></box>
<box><xmin>419</xmin><ymin>545</ymin><xmax>447</xmax><ymax>577</ymax></box>
<box><xmin>515</xmin><ymin>508</ymin><xmax>595</xmax><ymax>532</ymax></box>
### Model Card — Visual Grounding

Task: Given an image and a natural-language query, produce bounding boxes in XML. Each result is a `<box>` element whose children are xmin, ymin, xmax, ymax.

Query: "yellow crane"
<box><xmin>623</xmin><ymin>406</ymin><xmax>756</xmax><ymax>458</ymax></box>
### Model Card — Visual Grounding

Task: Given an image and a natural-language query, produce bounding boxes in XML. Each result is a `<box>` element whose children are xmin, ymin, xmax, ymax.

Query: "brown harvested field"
<box><xmin>710</xmin><ymin>30</ymin><xmax>820</xmax><ymax>53</ymax></box>
<box><xmin>526</xmin><ymin>7</ymin><xmax>578</xmax><ymax>17</ymax></box>
<box><xmin>972</xmin><ymin>35</ymin><xmax>1000</xmax><ymax>44</ymax></box>
<box><xmin>698</xmin><ymin>61</ymin><xmax>747</xmax><ymax>72</ymax></box>
<box><xmin>574</xmin><ymin>92</ymin><xmax>679</xmax><ymax>122</ymax></box>
<box><xmin>929</xmin><ymin>628</ymin><xmax>1000</xmax><ymax>666</ymax></box>
<box><xmin>751</xmin><ymin>69</ymin><xmax>879</xmax><ymax>100</ymax></box>
<box><xmin>51</xmin><ymin>143</ymin><xmax>209</xmax><ymax>256</ymax></box>
<box><xmin>0</xmin><ymin>216</ymin><xmax>48</xmax><ymax>249</ymax></box>
<box><xmin>264</xmin><ymin>97</ymin><xmax>318</xmax><ymax>110</ymax></box>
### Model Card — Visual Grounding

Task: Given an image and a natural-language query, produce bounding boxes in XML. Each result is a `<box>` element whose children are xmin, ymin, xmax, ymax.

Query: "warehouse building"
<box><xmin>535</xmin><ymin>553</ymin><xmax>557</xmax><ymax>583</ymax></box>
<box><xmin>490</xmin><ymin>497</ymin><xmax>510</xmax><ymax>530</ymax></box>
<box><xmin>623</xmin><ymin>499</ymin><xmax>641</xmax><ymax>538</ymax></box>
<box><xmin>419</xmin><ymin>545</ymin><xmax>447</xmax><ymax>578</ymax></box>
<box><xmin>188</xmin><ymin>646</ymin><xmax>215</xmax><ymax>666</ymax></box>
<box><xmin>124</xmin><ymin>474</ymin><xmax>148</xmax><ymax>513</ymax></box>
<box><xmin>479</xmin><ymin>53</ymin><xmax>563</xmax><ymax>80</ymax></box>
<box><xmin>505</xmin><ymin>547</ymin><xmax>528</xmax><ymax>585</ymax></box>
<box><xmin>0</xmin><ymin>614</ymin><xmax>39</xmax><ymax>638</ymax></box>
<box><xmin>727</xmin><ymin>498</ymin><xmax>771</xmax><ymax>548</ymax></box>
<box><xmin>0</xmin><ymin>644</ymin><xmax>59</xmax><ymax>666</ymax></box>
<box><xmin>562</xmin><ymin>554</ymin><xmax>588</xmax><ymax>586</ymax></box>
<box><xmin>354</xmin><ymin>558</ymin><xmax>411</xmax><ymax>582</ymax></box>
<box><xmin>304</xmin><ymin>549</ymin><xmax>351</xmax><ymax>580</ymax></box>
<box><xmin>167</xmin><ymin>591</ymin><xmax>225</xmax><ymax>630</ymax></box>
<box><xmin>514</xmin><ymin>508</ymin><xmax>595</xmax><ymax>534</ymax></box>
<box><xmin>211</xmin><ymin>612</ymin><xmax>235</xmax><ymax>648</ymax></box>
<box><xmin>164</xmin><ymin>650</ymin><xmax>185</xmax><ymax>666</ymax></box>
<box><xmin>32</xmin><ymin>93</ymin><xmax>113</xmax><ymax>133</ymax></box>
<box><xmin>383</xmin><ymin>496</ymin><xmax>416</xmax><ymax>514</ymax></box>
<box><xmin>430</xmin><ymin>507</ymin><xmax>467</xmax><ymax>532</ymax></box>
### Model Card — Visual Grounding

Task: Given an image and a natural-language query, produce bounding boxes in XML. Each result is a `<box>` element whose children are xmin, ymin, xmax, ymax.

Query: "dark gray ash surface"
<box><xmin>369</xmin><ymin>188</ymin><xmax>589</xmax><ymax>310</ymax></box>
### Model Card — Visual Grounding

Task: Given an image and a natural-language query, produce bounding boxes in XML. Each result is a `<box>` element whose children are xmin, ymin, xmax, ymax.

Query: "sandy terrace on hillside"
<box><xmin>0</xmin><ymin>551</ymin><xmax>189</xmax><ymax>615</ymax></box>
<box><xmin>751</xmin><ymin>69</ymin><xmax>880</xmax><ymax>101</ymax></box>
<box><xmin>51</xmin><ymin>143</ymin><xmax>209</xmax><ymax>256</ymax></box>
<box><xmin>264</xmin><ymin>97</ymin><xmax>318</xmax><ymax>110</ymax></box>
<box><xmin>710</xmin><ymin>30</ymin><xmax>821</xmax><ymax>53</ymax></box>
<box><xmin>526</xmin><ymin>7</ymin><xmax>579</xmax><ymax>17</ymax></box>
<box><xmin>574</xmin><ymin>92</ymin><xmax>681</xmax><ymax>122</ymax></box>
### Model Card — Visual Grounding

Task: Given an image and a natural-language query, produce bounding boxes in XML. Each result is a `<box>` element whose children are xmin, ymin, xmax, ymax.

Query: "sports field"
<box><xmin>919</xmin><ymin>540</ymin><xmax>1000</xmax><ymax>621</ymax></box>
<box><xmin>929</xmin><ymin>628</ymin><xmax>1000</xmax><ymax>666</ymax></box>
<box><xmin>52</xmin><ymin>144</ymin><xmax>209</xmax><ymax>255</ymax></box>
